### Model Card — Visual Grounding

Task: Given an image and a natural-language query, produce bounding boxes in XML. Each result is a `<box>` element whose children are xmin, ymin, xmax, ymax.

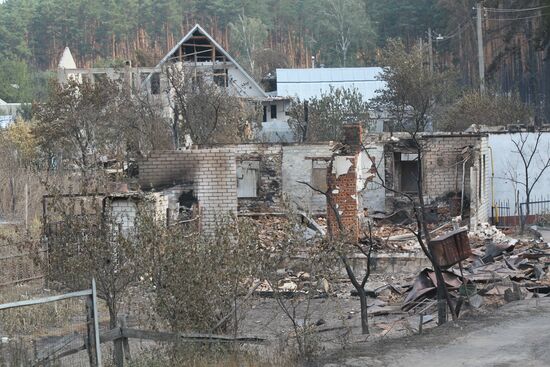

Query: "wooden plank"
<box><xmin>100</xmin><ymin>327</ymin><xmax>122</xmax><ymax>343</ymax></box>
<box><xmin>121</xmin><ymin>328</ymin><xmax>265</xmax><ymax>344</ymax></box>
<box><xmin>120</xmin><ymin>316</ymin><xmax>131</xmax><ymax>361</ymax></box>
<box><xmin>0</xmin><ymin>275</ymin><xmax>44</xmax><ymax>288</ymax></box>
<box><xmin>0</xmin><ymin>289</ymin><xmax>92</xmax><ymax>311</ymax></box>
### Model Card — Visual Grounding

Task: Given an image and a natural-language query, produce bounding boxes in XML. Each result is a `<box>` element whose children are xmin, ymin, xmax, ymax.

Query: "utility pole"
<box><xmin>476</xmin><ymin>1</ymin><xmax>485</xmax><ymax>93</ymax></box>
<box><xmin>428</xmin><ymin>28</ymin><xmax>434</xmax><ymax>73</ymax></box>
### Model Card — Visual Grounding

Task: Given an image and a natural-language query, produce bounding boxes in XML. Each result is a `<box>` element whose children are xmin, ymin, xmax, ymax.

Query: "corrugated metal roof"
<box><xmin>276</xmin><ymin>67</ymin><xmax>386</xmax><ymax>102</ymax></box>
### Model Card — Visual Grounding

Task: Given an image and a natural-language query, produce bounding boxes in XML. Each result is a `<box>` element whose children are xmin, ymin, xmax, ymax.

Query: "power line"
<box><xmin>433</xmin><ymin>21</ymin><xmax>473</xmax><ymax>42</ymax></box>
<box><xmin>485</xmin><ymin>12</ymin><xmax>550</xmax><ymax>21</ymax></box>
<box><xmin>485</xmin><ymin>5</ymin><xmax>550</xmax><ymax>13</ymax></box>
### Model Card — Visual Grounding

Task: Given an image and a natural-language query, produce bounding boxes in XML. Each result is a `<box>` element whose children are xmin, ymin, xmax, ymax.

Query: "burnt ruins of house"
<box><xmin>361</xmin><ymin>132</ymin><xmax>490</xmax><ymax>228</ymax></box>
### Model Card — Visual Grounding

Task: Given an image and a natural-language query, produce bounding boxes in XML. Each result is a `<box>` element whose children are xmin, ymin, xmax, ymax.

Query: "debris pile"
<box><xmin>402</xmin><ymin>223</ymin><xmax>550</xmax><ymax>312</ymax></box>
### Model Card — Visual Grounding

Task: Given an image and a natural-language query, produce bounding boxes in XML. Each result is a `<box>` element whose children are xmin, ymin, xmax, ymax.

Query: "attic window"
<box><xmin>237</xmin><ymin>161</ymin><xmax>260</xmax><ymax>198</ymax></box>
<box><xmin>173</xmin><ymin>30</ymin><xmax>226</xmax><ymax>63</ymax></box>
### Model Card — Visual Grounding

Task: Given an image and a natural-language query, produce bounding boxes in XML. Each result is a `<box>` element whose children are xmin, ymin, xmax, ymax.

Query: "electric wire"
<box><xmin>484</xmin><ymin>5</ymin><xmax>550</xmax><ymax>13</ymax></box>
<box><xmin>485</xmin><ymin>13</ymin><xmax>550</xmax><ymax>21</ymax></box>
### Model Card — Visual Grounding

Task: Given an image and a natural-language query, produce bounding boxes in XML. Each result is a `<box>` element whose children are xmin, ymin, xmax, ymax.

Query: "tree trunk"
<box><xmin>522</xmin><ymin>191</ymin><xmax>530</xmax><ymax>234</ymax></box>
<box><xmin>433</xmin><ymin>267</ymin><xmax>448</xmax><ymax>325</ymax></box>
<box><xmin>357</xmin><ymin>287</ymin><xmax>369</xmax><ymax>334</ymax></box>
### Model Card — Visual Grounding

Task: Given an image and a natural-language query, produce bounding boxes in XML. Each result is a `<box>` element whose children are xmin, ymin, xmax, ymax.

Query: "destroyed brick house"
<box><xmin>42</xmin><ymin>126</ymin><xmax>493</xmax><ymax>239</ymax></box>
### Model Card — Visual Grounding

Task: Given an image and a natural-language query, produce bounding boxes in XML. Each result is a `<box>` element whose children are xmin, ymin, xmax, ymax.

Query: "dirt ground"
<box><xmin>323</xmin><ymin>298</ymin><xmax>550</xmax><ymax>367</ymax></box>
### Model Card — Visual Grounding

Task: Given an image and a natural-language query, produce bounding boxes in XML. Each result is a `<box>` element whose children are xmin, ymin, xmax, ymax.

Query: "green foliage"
<box><xmin>229</xmin><ymin>15</ymin><xmax>268</xmax><ymax>75</ymax></box>
<box><xmin>374</xmin><ymin>38</ymin><xmax>456</xmax><ymax>133</ymax></box>
<box><xmin>0</xmin><ymin>59</ymin><xmax>33</xmax><ymax>103</ymax></box>
<box><xmin>0</xmin><ymin>0</ymin><xmax>377</xmax><ymax>70</ymax></box>
<box><xmin>439</xmin><ymin>89</ymin><xmax>532</xmax><ymax>131</ymax></box>
<box><xmin>367</xmin><ymin>0</ymin><xmax>449</xmax><ymax>47</ymax></box>
<box><xmin>287</xmin><ymin>86</ymin><xmax>370</xmax><ymax>142</ymax></box>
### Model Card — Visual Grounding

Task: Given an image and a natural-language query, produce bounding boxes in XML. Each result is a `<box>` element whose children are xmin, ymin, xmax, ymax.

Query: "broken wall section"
<box><xmin>374</xmin><ymin>133</ymin><xmax>490</xmax><ymax>227</ymax></box>
<box><xmin>282</xmin><ymin>144</ymin><xmax>334</xmax><ymax>214</ymax></box>
<box><xmin>326</xmin><ymin>124</ymin><xmax>363</xmax><ymax>242</ymax></box>
<box><xmin>138</xmin><ymin>148</ymin><xmax>238</xmax><ymax>232</ymax></box>
<box><xmin>209</xmin><ymin>144</ymin><xmax>283</xmax><ymax>213</ymax></box>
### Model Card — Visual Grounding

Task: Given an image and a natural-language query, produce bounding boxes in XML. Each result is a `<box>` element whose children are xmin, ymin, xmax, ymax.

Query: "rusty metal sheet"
<box><xmin>429</xmin><ymin>228</ymin><xmax>471</xmax><ymax>268</ymax></box>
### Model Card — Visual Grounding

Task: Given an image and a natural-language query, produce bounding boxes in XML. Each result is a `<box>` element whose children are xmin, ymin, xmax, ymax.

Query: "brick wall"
<box><xmin>422</xmin><ymin>135</ymin><xmax>481</xmax><ymax>201</ymax></box>
<box><xmin>138</xmin><ymin>149</ymin><xmax>237</xmax><ymax>232</ymax></box>
<box><xmin>109</xmin><ymin>198</ymin><xmax>139</xmax><ymax>235</ymax></box>
<box><xmin>233</xmin><ymin>144</ymin><xmax>283</xmax><ymax>213</ymax></box>
<box><xmin>327</xmin><ymin>156</ymin><xmax>359</xmax><ymax>241</ymax></box>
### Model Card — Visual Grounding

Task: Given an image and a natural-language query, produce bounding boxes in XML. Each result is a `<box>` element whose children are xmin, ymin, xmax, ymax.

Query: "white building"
<box><xmin>274</xmin><ymin>67</ymin><xmax>388</xmax><ymax>133</ymax></box>
<box><xmin>0</xmin><ymin>97</ymin><xmax>21</xmax><ymax>127</ymax></box>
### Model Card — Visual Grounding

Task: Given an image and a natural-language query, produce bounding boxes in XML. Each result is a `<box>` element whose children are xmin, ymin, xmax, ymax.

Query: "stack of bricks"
<box><xmin>138</xmin><ymin>148</ymin><xmax>238</xmax><ymax>233</ymax></box>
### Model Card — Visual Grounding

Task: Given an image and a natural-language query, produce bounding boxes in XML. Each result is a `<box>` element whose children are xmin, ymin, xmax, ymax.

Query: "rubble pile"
<box><xmin>402</xmin><ymin>223</ymin><xmax>550</xmax><ymax>312</ymax></box>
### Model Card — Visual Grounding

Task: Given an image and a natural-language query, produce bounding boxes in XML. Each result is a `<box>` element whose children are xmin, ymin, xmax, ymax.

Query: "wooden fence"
<box><xmin>0</xmin><ymin>245</ymin><xmax>46</xmax><ymax>287</ymax></box>
<box><xmin>45</xmin><ymin>324</ymin><xmax>265</xmax><ymax>367</ymax></box>
<box><xmin>0</xmin><ymin>280</ymin><xmax>102</xmax><ymax>367</ymax></box>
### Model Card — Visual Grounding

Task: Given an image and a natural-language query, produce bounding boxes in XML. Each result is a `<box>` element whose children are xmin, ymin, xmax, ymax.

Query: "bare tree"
<box><xmin>372</xmin><ymin>38</ymin><xmax>457</xmax><ymax>325</ymax></box>
<box><xmin>326</xmin><ymin>0</ymin><xmax>352</xmax><ymax>66</ymax></box>
<box><xmin>297</xmin><ymin>175</ymin><xmax>374</xmax><ymax>335</ymax></box>
<box><xmin>33</xmin><ymin>78</ymin><xmax>166</xmax><ymax>178</ymax></box>
<box><xmin>503</xmin><ymin>131</ymin><xmax>550</xmax><ymax>232</ymax></box>
<box><xmin>165</xmin><ymin>65</ymin><xmax>260</xmax><ymax>147</ymax></box>
<box><xmin>229</xmin><ymin>15</ymin><xmax>268</xmax><ymax>77</ymax></box>
<box><xmin>143</xmin><ymin>215</ymin><xmax>269</xmax><ymax>334</ymax></box>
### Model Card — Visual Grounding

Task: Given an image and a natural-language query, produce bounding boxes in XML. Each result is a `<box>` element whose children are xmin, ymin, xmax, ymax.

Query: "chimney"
<box><xmin>343</xmin><ymin>122</ymin><xmax>362</xmax><ymax>154</ymax></box>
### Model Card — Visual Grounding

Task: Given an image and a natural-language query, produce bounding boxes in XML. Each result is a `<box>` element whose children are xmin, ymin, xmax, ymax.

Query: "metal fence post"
<box><xmin>86</xmin><ymin>296</ymin><xmax>98</xmax><ymax>366</ymax></box>
<box><xmin>91</xmin><ymin>278</ymin><xmax>102</xmax><ymax>367</ymax></box>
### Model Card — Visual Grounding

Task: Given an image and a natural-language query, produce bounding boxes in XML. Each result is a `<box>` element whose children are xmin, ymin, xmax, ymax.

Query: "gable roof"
<box><xmin>59</xmin><ymin>47</ymin><xmax>77</xmax><ymax>69</ymax></box>
<box><xmin>276</xmin><ymin>67</ymin><xmax>386</xmax><ymax>102</ymax></box>
<box><xmin>155</xmin><ymin>24</ymin><xmax>266</xmax><ymax>98</ymax></box>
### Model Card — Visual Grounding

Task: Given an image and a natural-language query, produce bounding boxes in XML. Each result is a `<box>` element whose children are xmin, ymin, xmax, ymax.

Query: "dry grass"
<box><xmin>121</xmin><ymin>344</ymin><xmax>298</xmax><ymax>367</ymax></box>
<box><xmin>0</xmin><ymin>285</ymin><xmax>86</xmax><ymax>336</ymax></box>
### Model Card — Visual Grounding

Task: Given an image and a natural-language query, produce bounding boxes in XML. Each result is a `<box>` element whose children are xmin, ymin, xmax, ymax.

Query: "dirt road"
<box><xmin>324</xmin><ymin>298</ymin><xmax>550</xmax><ymax>367</ymax></box>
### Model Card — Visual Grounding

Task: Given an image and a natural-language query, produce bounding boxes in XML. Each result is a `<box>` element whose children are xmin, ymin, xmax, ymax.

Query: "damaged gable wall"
<box><xmin>138</xmin><ymin>148</ymin><xmax>238</xmax><ymax>232</ymax></box>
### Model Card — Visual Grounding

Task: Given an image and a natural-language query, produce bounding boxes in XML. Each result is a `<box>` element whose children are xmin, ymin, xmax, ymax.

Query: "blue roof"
<box><xmin>276</xmin><ymin>67</ymin><xmax>386</xmax><ymax>102</ymax></box>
